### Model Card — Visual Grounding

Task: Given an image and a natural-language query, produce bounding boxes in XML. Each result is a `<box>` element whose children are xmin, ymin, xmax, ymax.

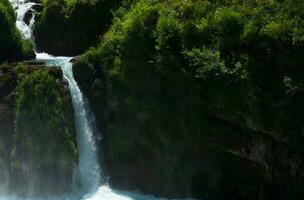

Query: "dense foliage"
<box><xmin>2</xmin><ymin>0</ymin><xmax>304</xmax><ymax>198</ymax></box>
<box><xmin>73</xmin><ymin>0</ymin><xmax>304</xmax><ymax>199</ymax></box>
<box><xmin>0</xmin><ymin>0</ymin><xmax>34</xmax><ymax>63</ymax></box>
<box><xmin>0</xmin><ymin>63</ymin><xmax>77</xmax><ymax>196</ymax></box>
<box><xmin>34</xmin><ymin>0</ymin><xmax>122</xmax><ymax>55</ymax></box>
<box><xmin>14</xmin><ymin>67</ymin><xmax>77</xmax><ymax>195</ymax></box>
<box><xmin>0</xmin><ymin>63</ymin><xmax>17</xmax><ymax>194</ymax></box>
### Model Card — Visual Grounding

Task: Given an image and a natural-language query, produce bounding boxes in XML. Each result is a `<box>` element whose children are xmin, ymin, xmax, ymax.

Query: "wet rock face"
<box><xmin>32</xmin><ymin>3</ymin><xmax>43</xmax><ymax>12</ymax></box>
<box><xmin>0</xmin><ymin>64</ymin><xmax>21</xmax><ymax>195</ymax></box>
<box><xmin>0</xmin><ymin>94</ymin><xmax>15</xmax><ymax>195</ymax></box>
<box><xmin>23</xmin><ymin>10</ymin><xmax>33</xmax><ymax>25</ymax></box>
<box><xmin>23</xmin><ymin>1</ymin><xmax>43</xmax><ymax>26</ymax></box>
<box><xmin>24</xmin><ymin>3</ymin><xmax>43</xmax><ymax>25</ymax></box>
<box><xmin>0</xmin><ymin>63</ymin><xmax>77</xmax><ymax>196</ymax></box>
<box><xmin>25</xmin><ymin>0</ymin><xmax>42</xmax><ymax>4</ymax></box>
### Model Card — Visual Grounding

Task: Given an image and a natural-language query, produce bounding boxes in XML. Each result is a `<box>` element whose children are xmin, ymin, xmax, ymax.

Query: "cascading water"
<box><xmin>34</xmin><ymin>55</ymin><xmax>142</xmax><ymax>200</ymax></box>
<box><xmin>11</xmin><ymin>1</ymin><xmax>102</xmax><ymax>195</ymax></box>
<box><xmin>62</xmin><ymin>58</ymin><xmax>102</xmax><ymax>195</ymax></box>
<box><xmin>35</xmin><ymin>53</ymin><xmax>102</xmax><ymax>197</ymax></box>
<box><xmin>34</xmin><ymin>55</ymin><xmax>166</xmax><ymax>200</ymax></box>
<box><xmin>4</xmin><ymin>1</ymin><xmax>185</xmax><ymax>200</ymax></box>
<box><xmin>10</xmin><ymin>0</ymin><xmax>36</xmax><ymax>40</ymax></box>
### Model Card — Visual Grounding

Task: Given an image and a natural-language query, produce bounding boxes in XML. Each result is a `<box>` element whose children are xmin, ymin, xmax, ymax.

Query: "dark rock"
<box><xmin>47</xmin><ymin>66</ymin><xmax>62</xmax><ymax>79</ymax></box>
<box><xmin>23</xmin><ymin>10</ymin><xmax>33</xmax><ymax>26</ymax></box>
<box><xmin>33</xmin><ymin>0</ymin><xmax>120</xmax><ymax>56</ymax></box>
<box><xmin>23</xmin><ymin>60</ymin><xmax>46</xmax><ymax>65</ymax></box>
<box><xmin>70</xmin><ymin>55</ymin><xmax>82</xmax><ymax>63</ymax></box>
<box><xmin>0</xmin><ymin>0</ymin><xmax>35</xmax><ymax>63</ymax></box>
<box><xmin>0</xmin><ymin>63</ymin><xmax>77</xmax><ymax>196</ymax></box>
<box><xmin>26</xmin><ymin>0</ymin><xmax>42</xmax><ymax>4</ymax></box>
<box><xmin>32</xmin><ymin>4</ymin><xmax>43</xmax><ymax>12</ymax></box>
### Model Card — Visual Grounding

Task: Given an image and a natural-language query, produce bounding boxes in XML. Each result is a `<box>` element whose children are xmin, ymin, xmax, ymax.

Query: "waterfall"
<box><xmin>10</xmin><ymin>0</ymin><xmax>36</xmax><ymax>40</ymax></box>
<box><xmin>62</xmin><ymin>58</ymin><xmax>101</xmax><ymax>195</ymax></box>
<box><xmin>5</xmin><ymin>0</ymin><xmax>180</xmax><ymax>200</ymax></box>
<box><xmin>10</xmin><ymin>0</ymin><xmax>102</xmax><ymax>196</ymax></box>
<box><xmin>35</xmin><ymin>53</ymin><xmax>102</xmax><ymax>196</ymax></box>
<box><xmin>9</xmin><ymin>0</ymin><xmax>103</xmax><ymax>196</ymax></box>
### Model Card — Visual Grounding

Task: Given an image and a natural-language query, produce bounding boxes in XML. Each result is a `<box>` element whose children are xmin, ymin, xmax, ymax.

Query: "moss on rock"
<box><xmin>0</xmin><ymin>63</ymin><xmax>77</xmax><ymax>197</ymax></box>
<box><xmin>0</xmin><ymin>0</ymin><xmax>35</xmax><ymax>63</ymax></box>
<box><xmin>73</xmin><ymin>0</ymin><xmax>304</xmax><ymax>199</ymax></box>
<box><xmin>33</xmin><ymin>0</ymin><xmax>122</xmax><ymax>55</ymax></box>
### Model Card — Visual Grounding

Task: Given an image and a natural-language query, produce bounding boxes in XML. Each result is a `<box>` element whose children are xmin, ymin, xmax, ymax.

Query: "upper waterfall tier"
<box><xmin>10</xmin><ymin>0</ymin><xmax>36</xmax><ymax>39</ymax></box>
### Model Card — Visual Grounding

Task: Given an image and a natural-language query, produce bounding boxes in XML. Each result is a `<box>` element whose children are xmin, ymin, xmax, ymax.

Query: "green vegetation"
<box><xmin>73</xmin><ymin>0</ymin><xmax>304</xmax><ymax>199</ymax></box>
<box><xmin>2</xmin><ymin>0</ymin><xmax>304</xmax><ymax>198</ymax></box>
<box><xmin>0</xmin><ymin>0</ymin><xmax>34</xmax><ymax>63</ymax></box>
<box><xmin>34</xmin><ymin>0</ymin><xmax>122</xmax><ymax>55</ymax></box>
<box><xmin>0</xmin><ymin>63</ymin><xmax>77</xmax><ymax>196</ymax></box>
<box><xmin>13</xmin><ymin>67</ymin><xmax>77</xmax><ymax>195</ymax></box>
<box><xmin>0</xmin><ymin>63</ymin><xmax>16</xmax><ymax>193</ymax></box>
<box><xmin>15</xmin><ymin>67</ymin><xmax>76</xmax><ymax>167</ymax></box>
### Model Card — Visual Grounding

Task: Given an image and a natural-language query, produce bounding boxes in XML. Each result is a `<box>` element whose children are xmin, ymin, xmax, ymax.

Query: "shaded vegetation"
<box><xmin>34</xmin><ymin>0</ymin><xmax>122</xmax><ymax>55</ymax></box>
<box><xmin>0</xmin><ymin>0</ymin><xmax>34</xmax><ymax>63</ymax></box>
<box><xmin>73</xmin><ymin>0</ymin><xmax>304</xmax><ymax>199</ymax></box>
<box><xmin>13</xmin><ymin>67</ymin><xmax>77</xmax><ymax>196</ymax></box>
<box><xmin>0</xmin><ymin>63</ymin><xmax>77</xmax><ymax>196</ymax></box>
<box><xmin>2</xmin><ymin>0</ymin><xmax>304</xmax><ymax>198</ymax></box>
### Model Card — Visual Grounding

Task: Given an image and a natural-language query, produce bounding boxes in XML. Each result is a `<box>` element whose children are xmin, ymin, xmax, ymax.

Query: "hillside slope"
<box><xmin>73</xmin><ymin>0</ymin><xmax>304</xmax><ymax>199</ymax></box>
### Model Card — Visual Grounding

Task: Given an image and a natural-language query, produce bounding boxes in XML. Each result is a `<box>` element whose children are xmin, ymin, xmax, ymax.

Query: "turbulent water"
<box><xmin>2</xmin><ymin>1</ymin><xmax>174</xmax><ymax>200</ymax></box>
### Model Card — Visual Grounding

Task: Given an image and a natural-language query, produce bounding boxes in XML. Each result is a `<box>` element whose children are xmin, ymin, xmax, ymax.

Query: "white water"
<box><xmin>10</xmin><ymin>0</ymin><xmax>36</xmax><ymax>39</ymax></box>
<box><xmin>4</xmin><ymin>1</ymin><xmax>178</xmax><ymax>200</ymax></box>
<box><xmin>34</xmin><ymin>53</ymin><xmax>165</xmax><ymax>200</ymax></box>
<box><xmin>35</xmin><ymin>53</ymin><xmax>101</xmax><ymax>196</ymax></box>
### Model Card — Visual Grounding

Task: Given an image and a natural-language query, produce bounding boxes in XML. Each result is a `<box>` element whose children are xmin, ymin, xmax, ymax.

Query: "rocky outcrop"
<box><xmin>72</xmin><ymin>0</ymin><xmax>304</xmax><ymax>199</ymax></box>
<box><xmin>0</xmin><ymin>62</ymin><xmax>77</xmax><ymax>197</ymax></box>
<box><xmin>0</xmin><ymin>0</ymin><xmax>35</xmax><ymax>63</ymax></box>
<box><xmin>33</xmin><ymin>0</ymin><xmax>121</xmax><ymax>56</ymax></box>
